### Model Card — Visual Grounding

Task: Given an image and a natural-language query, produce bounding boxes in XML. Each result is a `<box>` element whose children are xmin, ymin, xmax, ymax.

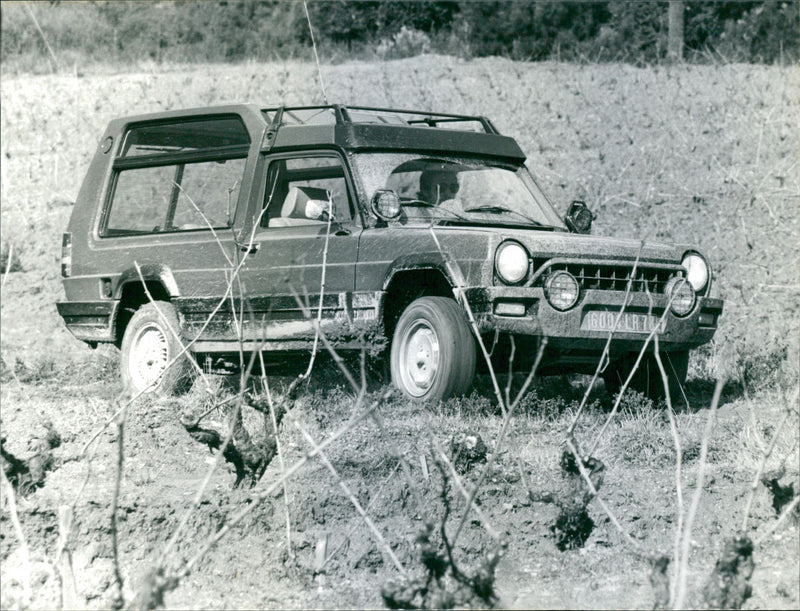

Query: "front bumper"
<box><xmin>465</xmin><ymin>286</ymin><xmax>723</xmax><ymax>353</ymax></box>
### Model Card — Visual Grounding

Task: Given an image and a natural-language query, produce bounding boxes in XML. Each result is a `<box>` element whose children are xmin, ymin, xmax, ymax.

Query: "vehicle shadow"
<box><xmin>682</xmin><ymin>377</ymin><xmax>744</xmax><ymax>411</ymax></box>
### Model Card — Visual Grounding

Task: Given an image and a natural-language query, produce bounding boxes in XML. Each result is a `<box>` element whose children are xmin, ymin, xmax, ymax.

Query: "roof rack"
<box><xmin>260</xmin><ymin>104</ymin><xmax>500</xmax><ymax>134</ymax></box>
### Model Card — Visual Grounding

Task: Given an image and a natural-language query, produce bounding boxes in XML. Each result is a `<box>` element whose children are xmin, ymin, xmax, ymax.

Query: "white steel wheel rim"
<box><xmin>129</xmin><ymin>322</ymin><xmax>170</xmax><ymax>392</ymax></box>
<box><xmin>398</xmin><ymin>320</ymin><xmax>440</xmax><ymax>397</ymax></box>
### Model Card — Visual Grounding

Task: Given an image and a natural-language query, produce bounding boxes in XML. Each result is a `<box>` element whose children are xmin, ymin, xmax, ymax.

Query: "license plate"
<box><xmin>581</xmin><ymin>310</ymin><xmax>665</xmax><ymax>334</ymax></box>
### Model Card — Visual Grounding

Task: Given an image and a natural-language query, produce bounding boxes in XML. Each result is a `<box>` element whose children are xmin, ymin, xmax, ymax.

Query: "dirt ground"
<box><xmin>2</xmin><ymin>58</ymin><xmax>799</xmax><ymax>609</ymax></box>
<box><xmin>1</xmin><ymin>356</ymin><xmax>798</xmax><ymax>609</ymax></box>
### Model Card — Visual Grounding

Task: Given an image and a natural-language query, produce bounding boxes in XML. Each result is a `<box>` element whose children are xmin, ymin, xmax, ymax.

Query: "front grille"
<box><xmin>543</xmin><ymin>263</ymin><xmax>682</xmax><ymax>294</ymax></box>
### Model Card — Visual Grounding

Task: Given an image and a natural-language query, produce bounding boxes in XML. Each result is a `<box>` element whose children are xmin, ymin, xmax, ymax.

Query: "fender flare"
<box><xmin>115</xmin><ymin>263</ymin><xmax>180</xmax><ymax>299</ymax></box>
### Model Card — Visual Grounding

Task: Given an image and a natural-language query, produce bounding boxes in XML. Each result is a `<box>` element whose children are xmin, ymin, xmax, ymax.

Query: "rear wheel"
<box><xmin>120</xmin><ymin>301</ymin><xmax>193</xmax><ymax>396</ymax></box>
<box><xmin>390</xmin><ymin>297</ymin><xmax>476</xmax><ymax>402</ymax></box>
<box><xmin>603</xmin><ymin>350</ymin><xmax>689</xmax><ymax>405</ymax></box>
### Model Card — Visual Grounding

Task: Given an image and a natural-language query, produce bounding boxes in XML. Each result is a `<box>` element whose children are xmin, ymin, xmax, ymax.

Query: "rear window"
<box><xmin>121</xmin><ymin>116</ymin><xmax>250</xmax><ymax>157</ymax></box>
<box><xmin>102</xmin><ymin>116</ymin><xmax>250</xmax><ymax>236</ymax></box>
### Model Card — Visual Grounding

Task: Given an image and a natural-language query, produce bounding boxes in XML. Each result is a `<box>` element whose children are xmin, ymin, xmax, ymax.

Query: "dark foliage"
<box><xmin>381</xmin><ymin>455</ymin><xmax>505</xmax><ymax>609</ymax></box>
<box><xmin>702</xmin><ymin>534</ymin><xmax>754</xmax><ymax>610</ymax></box>
<box><xmin>449</xmin><ymin>432</ymin><xmax>487</xmax><ymax>474</ymax></box>
<box><xmin>180</xmin><ymin>393</ymin><xmax>286</xmax><ymax>488</ymax></box>
<box><xmin>2</xmin><ymin>1</ymin><xmax>797</xmax><ymax>69</ymax></box>
<box><xmin>529</xmin><ymin>449</ymin><xmax>606</xmax><ymax>551</ymax></box>
<box><xmin>0</xmin><ymin>421</ymin><xmax>61</xmax><ymax>495</ymax></box>
<box><xmin>761</xmin><ymin>468</ymin><xmax>798</xmax><ymax>515</ymax></box>
<box><xmin>648</xmin><ymin>555</ymin><xmax>671</xmax><ymax>610</ymax></box>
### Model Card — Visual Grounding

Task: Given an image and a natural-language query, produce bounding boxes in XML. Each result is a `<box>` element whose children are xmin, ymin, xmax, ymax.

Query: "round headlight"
<box><xmin>495</xmin><ymin>241</ymin><xmax>529</xmax><ymax>284</ymax></box>
<box><xmin>545</xmin><ymin>271</ymin><xmax>580</xmax><ymax>311</ymax></box>
<box><xmin>681</xmin><ymin>253</ymin><xmax>708</xmax><ymax>292</ymax></box>
<box><xmin>666</xmin><ymin>276</ymin><xmax>696</xmax><ymax>317</ymax></box>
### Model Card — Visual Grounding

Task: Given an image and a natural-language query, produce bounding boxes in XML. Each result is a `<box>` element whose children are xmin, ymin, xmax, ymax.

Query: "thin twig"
<box><xmin>653</xmin><ymin>336</ymin><xmax>684</xmax><ymax>608</ymax></box>
<box><xmin>564</xmin><ymin>437</ymin><xmax>644</xmax><ymax>554</ymax></box>
<box><xmin>0</xmin><ymin>467</ymin><xmax>32</xmax><ymax>605</ymax></box>
<box><xmin>674</xmin><ymin>378</ymin><xmax>724</xmax><ymax>611</ymax></box>
<box><xmin>133</xmin><ymin>263</ymin><xmax>211</xmax><ymax>387</ymax></box>
<box><xmin>432</xmin><ymin>441</ymin><xmax>500</xmax><ymax>541</ymax></box>
<box><xmin>110</xmin><ymin>403</ymin><xmax>128</xmax><ymax>610</ymax></box>
<box><xmin>566</xmin><ymin>245</ymin><xmax>643</xmax><ymax>437</ymax></box>
<box><xmin>428</xmin><ymin>227</ymin><xmax>507</xmax><ymax>416</ymax></box>
<box><xmin>290</xmin><ymin>415</ymin><xmax>406</xmax><ymax>573</ymax></box>
<box><xmin>740</xmin><ymin>387</ymin><xmax>798</xmax><ymax>532</ymax></box>
<box><xmin>24</xmin><ymin>2</ymin><xmax>60</xmax><ymax>72</ymax></box>
<box><xmin>1</xmin><ymin>244</ymin><xmax>13</xmax><ymax>291</ymax></box>
<box><xmin>303</xmin><ymin>1</ymin><xmax>328</xmax><ymax>104</ymax></box>
<box><xmin>176</xmin><ymin>390</ymin><xmax>391</xmax><ymax>579</ymax></box>
<box><xmin>258</xmin><ymin>360</ymin><xmax>294</xmax><ymax>560</ymax></box>
<box><xmin>302</xmin><ymin>196</ymin><xmax>334</xmax><ymax>380</ymax></box>
<box><xmin>323</xmin><ymin>461</ymin><xmax>401</xmax><ymax>568</ymax></box>
<box><xmin>451</xmin><ymin>339</ymin><xmax>548</xmax><ymax>547</ymax></box>
<box><xmin>169</xmin><ymin>183</ymin><xmax>233</xmax><ymax>266</ymax></box>
<box><xmin>157</xmin><ymin>395</ymin><xmax>246</xmax><ymax>567</ymax></box>
<box><xmin>754</xmin><ymin>495</ymin><xmax>800</xmax><ymax>546</ymax></box>
<box><xmin>504</xmin><ymin>335</ymin><xmax>516</xmax><ymax>408</ymax></box>
<box><xmin>587</xmin><ymin>283</ymin><xmax>684</xmax><ymax>457</ymax></box>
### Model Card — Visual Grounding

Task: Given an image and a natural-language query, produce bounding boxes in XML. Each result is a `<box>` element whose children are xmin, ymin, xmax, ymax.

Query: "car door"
<box><xmin>236</xmin><ymin>152</ymin><xmax>362</xmax><ymax>346</ymax></box>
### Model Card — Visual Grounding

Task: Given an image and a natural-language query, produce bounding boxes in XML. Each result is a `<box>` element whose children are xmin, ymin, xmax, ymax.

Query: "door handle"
<box><xmin>334</xmin><ymin>228</ymin><xmax>351</xmax><ymax>236</ymax></box>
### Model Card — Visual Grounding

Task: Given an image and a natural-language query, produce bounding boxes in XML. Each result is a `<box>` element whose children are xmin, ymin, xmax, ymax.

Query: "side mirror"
<box><xmin>371</xmin><ymin>190</ymin><xmax>401</xmax><ymax>221</ymax></box>
<box><xmin>565</xmin><ymin>201</ymin><xmax>594</xmax><ymax>234</ymax></box>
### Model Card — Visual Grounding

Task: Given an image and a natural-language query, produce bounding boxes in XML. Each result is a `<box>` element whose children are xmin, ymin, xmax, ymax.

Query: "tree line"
<box><xmin>2</xmin><ymin>1</ymin><xmax>797</xmax><ymax>71</ymax></box>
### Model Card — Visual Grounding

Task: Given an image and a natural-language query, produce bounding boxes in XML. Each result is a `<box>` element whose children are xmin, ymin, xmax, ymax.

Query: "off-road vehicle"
<box><xmin>57</xmin><ymin>105</ymin><xmax>723</xmax><ymax>401</ymax></box>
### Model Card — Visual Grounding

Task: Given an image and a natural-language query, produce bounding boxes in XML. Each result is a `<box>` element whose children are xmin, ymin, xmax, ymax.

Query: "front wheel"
<box><xmin>120</xmin><ymin>301</ymin><xmax>193</xmax><ymax>396</ymax></box>
<box><xmin>390</xmin><ymin>297</ymin><xmax>476</xmax><ymax>402</ymax></box>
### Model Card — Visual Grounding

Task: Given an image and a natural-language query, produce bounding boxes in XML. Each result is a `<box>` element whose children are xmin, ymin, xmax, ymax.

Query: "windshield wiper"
<box><xmin>464</xmin><ymin>205</ymin><xmax>554</xmax><ymax>229</ymax></box>
<box><xmin>400</xmin><ymin>199</ymin><xmax>469</xmax><ymax>221</ymax></box>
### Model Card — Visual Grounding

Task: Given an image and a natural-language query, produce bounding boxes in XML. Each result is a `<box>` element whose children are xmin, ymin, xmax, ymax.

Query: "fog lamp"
<box><xmin>546</xmin><ymin>271</ymin><xmax>580</xmax><ymax>311</ymax></box>
<box><xmin>666</xmin><ymin>276</ymin><xmax>695</xmax><ymax>317</ymax></box>
<box><xmin>371</xmin><ymin>190</ymin><xmax>401</xmax><ymax>220</ymax></box>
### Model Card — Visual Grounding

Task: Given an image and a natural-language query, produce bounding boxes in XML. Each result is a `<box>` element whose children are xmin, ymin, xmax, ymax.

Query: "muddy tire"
<box><xmin>120</xmin><ymin>301</ymin><xmax>193</xmax><ymax>396</ymax></box>
<box><xmin>603</xmin><ymin>350</ymin><xmax>689</xmax><ymax>405</ymax></box>
<box><xmin>390</xmin><ymin>296</ymin><xmax>476</xmax><ymax>402</ymax></box>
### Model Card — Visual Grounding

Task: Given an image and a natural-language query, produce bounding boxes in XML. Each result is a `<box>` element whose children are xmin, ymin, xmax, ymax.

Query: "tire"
<box><xmin>390</xmin><ymin>296</ymin><xmax>476</xmax><ymax>402</ymax></box>
<box><xmin>120</xmin><ymin>301</ymin><xmax>193</xmax><ymax>396</ymax></box>
<box><xmin>603</xmin><ymin>350</ymin><xmax>689</xmax><ymax>406</ymax></box>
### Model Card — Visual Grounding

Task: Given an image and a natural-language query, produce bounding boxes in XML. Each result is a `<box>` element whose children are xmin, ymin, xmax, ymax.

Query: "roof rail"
<box><xmin>261</xmin><ymin>104</ymin><xmax>499</xmax><ymax>134</ymax></box>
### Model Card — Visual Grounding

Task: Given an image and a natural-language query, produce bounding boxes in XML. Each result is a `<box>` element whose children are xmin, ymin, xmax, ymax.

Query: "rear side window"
<box><xmin>121</xmin><ymin>117</ymin><xmax>249</xmax><ymax>157</ymax></box>
<box><xmin>102</xmin><ymin>116</ymin><xmax>250</xmax><ymax>236</ymax></box>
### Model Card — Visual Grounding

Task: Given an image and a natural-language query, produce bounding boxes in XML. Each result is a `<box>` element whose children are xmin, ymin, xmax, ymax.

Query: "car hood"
<box><xmin>432</xmin><ymin>224</ymin><xmax>693</xmax><ymax>266</ymax></box>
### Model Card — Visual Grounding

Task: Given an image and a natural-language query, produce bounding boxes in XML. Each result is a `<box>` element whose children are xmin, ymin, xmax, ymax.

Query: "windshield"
<box><xmin>353</xmin><ymin>152</ymin><xmax>565</xmax><ymax>229</ymax></box>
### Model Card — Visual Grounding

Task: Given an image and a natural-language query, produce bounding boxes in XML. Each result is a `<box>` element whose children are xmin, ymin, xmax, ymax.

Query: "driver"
<box><xmin>418</xmin><ymin>168</ymin><xmax>460</xmax><ymax>205</ymax></box>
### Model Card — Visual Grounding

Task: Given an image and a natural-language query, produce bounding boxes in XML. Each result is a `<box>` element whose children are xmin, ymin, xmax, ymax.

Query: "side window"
<box><xmin>103</xmin><ymin>116</ymin><xmax>249</xmax><ymax>236</ymax></box>
<box><xmin>107</xmin><ymin>165</ymin><xmax>175</xmax><ymax>233</ymax></box>
<box><xmin>171</xmin><ymin>159</ymin><xmax>244</xmax><ymax>229</ymax></box>
<box><xmin>262</xmin><ymin>156</ymin><xmax>352</xmax><ymax>228</ymax></box>
<box><xmin>106</xmin><ymin>158</ymin><xmax>245</xmax><ymax>234</ymax></box>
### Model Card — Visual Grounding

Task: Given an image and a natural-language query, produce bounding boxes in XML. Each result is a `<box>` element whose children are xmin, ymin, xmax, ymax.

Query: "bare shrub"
<box><xmin>381</xmin><ymin>454</ymin><xmax>504</xmax><ymax>610</ymax></box>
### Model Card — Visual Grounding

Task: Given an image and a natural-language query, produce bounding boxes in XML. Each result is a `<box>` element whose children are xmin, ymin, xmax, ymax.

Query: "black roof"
<box><xmin>263</xmin><ymin>105</ymin><xmax>526</xmax><ymax>162</ymax></box>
